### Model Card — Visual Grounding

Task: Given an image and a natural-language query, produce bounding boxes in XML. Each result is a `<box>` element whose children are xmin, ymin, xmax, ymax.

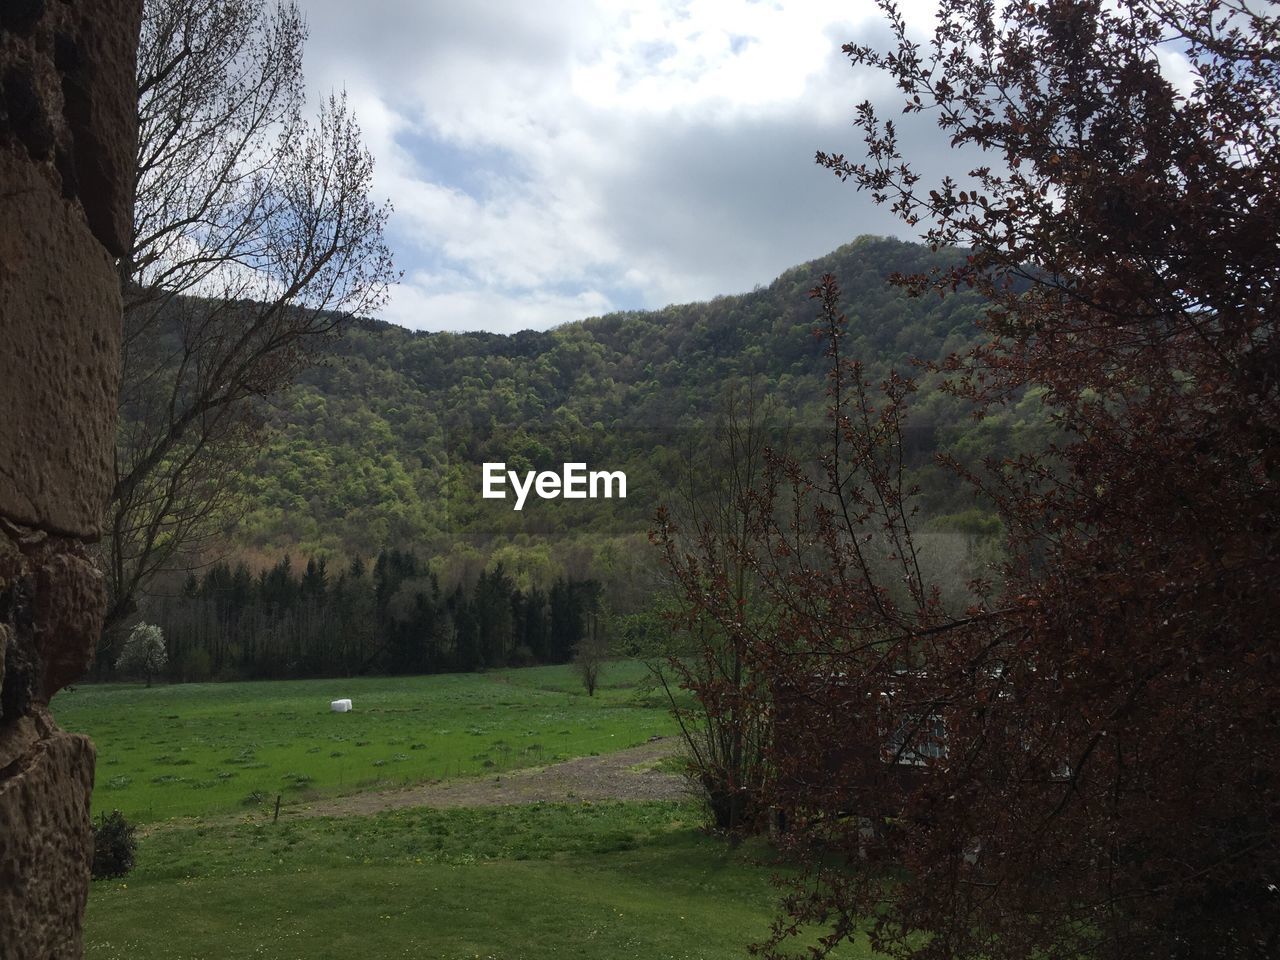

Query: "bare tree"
<box><xmin>575</xmin><ymin>602</ymin><xmax>610</xmax><ymax>697</ymax></box>
<box><xmin>102</xmin><ymin>0</ymin><xmax>397</xmax><ymax>664</ymax></box>
<box><xmin>652</xmin><ymin>381</ymin><xmax>782</xmax><ymax>835</ymax></box>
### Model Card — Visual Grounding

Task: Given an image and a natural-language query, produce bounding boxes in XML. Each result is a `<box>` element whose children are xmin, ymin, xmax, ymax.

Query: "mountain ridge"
<box><xmin>225</xmin><ymin>235</ymin><xmax>1030</xmax><ymax>566</ymax></box>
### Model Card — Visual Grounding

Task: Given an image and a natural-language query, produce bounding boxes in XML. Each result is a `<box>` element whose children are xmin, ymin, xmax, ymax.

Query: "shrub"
<box><xmin>91</xmin><ymin>810</ymin><xmax>137</xmax><ymax>880</ymax></box>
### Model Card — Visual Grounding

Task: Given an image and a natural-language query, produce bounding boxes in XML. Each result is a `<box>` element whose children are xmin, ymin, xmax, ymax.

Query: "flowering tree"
<box><xmin>116</xmin><ymin>623</ymin><xmax>169</xmax><ymax>687</ymax></box>
<box><xmin>660</xmin><ymin>1</ymin><xmax>1280</xmax><ymax>958</ymax></box>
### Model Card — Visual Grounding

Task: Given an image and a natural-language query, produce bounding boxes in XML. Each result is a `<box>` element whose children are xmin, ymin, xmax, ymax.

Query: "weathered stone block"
<box><xmin>0</xmin><ymin>0</ymin><xmax>137</xmax><ymax>254</ymax></box>
<box><xmin>0</xmin><ymin>0</ymin><xmax>140</xmax><ymax>956</ymax></box>
<box><xmin>0</xmin><ymin>152</ymin><xmax>119</xmax><ymax>540</ymax></box>
<box><xmin>33</xmin><ymin>550</ymin><xmax>105</xmax><ymax>700</ymax></box>
<box><xmin>0</xmin><ymin>710</ymin><xmax>96</xmax><ymax>960</ymax></box>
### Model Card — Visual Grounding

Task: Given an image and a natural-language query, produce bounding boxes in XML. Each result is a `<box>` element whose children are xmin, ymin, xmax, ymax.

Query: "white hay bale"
<box><xmin>329</xmin><ymin>698</ymin><xmax>352</xmax><ymax>713</ymax></box>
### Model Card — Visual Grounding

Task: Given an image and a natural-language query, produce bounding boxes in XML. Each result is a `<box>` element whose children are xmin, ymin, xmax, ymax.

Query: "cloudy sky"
<box><xmin>294</xmin><ymin>0</ymin><xmax>946</xmax><ymax>333</ymax></box>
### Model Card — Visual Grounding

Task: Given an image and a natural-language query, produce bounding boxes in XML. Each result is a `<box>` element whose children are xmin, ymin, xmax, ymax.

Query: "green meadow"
<box><xmin>83</xmin><ymin>801</ymin><xmax>874</xmax><ymax>960</ymax></box>
<box><xmin>57</xmin><ymin>663</ymin><xmax>873</xmax><ymax>958</ymax></box>
<box><xmin>54</xmin><ymin>662</ymin><xmax>675</xmax><ymax>823</ymax></box>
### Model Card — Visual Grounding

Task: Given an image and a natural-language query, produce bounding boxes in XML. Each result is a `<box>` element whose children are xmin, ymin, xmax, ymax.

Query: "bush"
<box><xmin>91</xmin><ymin>810</ymin><xmax>137</xmax><ymax>880</ymax></box>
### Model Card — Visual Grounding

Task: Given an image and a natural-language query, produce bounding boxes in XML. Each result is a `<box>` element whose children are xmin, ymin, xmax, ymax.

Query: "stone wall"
<box><xmin>0</xmin><ymin>1</ymin><xmax>139</xmax><ymax>957</ymax></box>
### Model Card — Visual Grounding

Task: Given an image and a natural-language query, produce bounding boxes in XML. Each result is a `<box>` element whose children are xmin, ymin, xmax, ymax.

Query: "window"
<box><xmin>884</xmin><ymin>713</ymin><xmax>947</xmax><ymax>766</ymax></box>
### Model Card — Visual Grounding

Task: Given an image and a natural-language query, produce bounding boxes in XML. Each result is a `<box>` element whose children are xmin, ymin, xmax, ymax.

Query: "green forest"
<box><xmin>230</xmin><ymin>236</ymin><xmax>1043</xmax><ymax>563</ymax></box>
<box><xmin>153</xmin><ymin>552</ymin><xmax>604</xmax><ymax>682</ymax></box>
<box><xmin>127</xmin><ymin>235</ymin><xmax>1046</xmax><ymax>682</ymax></box>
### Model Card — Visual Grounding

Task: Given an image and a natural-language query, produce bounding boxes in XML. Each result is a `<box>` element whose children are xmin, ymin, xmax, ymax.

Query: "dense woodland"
<box><xmin>148</xmin><ymin>552</ymin><xmax>603</xmax><ymax>682</ymax></box>
<box><xmin>229</xmin><ymin>236</ymin><xmax>1037</xmax><ymax>560</ymax></box>
<box><xmin>123</xmin><ymin>235</ymin><xmax>1028</xmax><ymax>681</ymax></box>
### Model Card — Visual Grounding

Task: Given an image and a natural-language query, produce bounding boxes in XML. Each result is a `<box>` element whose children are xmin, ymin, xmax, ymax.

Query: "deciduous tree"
<box><xmin>663</xmin><ymin>1</ymin><xmax>1280</xmax><ymax>957</ymax></box>
<box><xmin>103</xmin><ymin>0</ymin><xmax>396</xmax><ymax>664</ymax></box>
<box><xmin>574</xmin><ymin>600</ymin><xmax>610</xmax><ymax>697</ymax></box>
<box><xmin>652</xmin><ymin>383</ymin><xmax>782</xmax><ymax>834</ymax></box>
<box><xmin>116</xmin><ymin>623</ymin><xmax>168</xmax><ymax>687</ymax></box>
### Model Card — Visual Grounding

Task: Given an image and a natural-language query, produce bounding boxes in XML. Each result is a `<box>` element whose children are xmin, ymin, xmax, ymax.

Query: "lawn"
<box><xmin>53</xmin><ymin>662</ymin><xmax>676</xmax><ymax>822</ymax></box>
<box><xmin>84</xmin><ymin>801</ymin><xmax>875</xmax><ymax>960</ymax></box>
<box><xmin>61</xmin><ymin>663</ymin><xmax>876</xmax><ymax>958</ymax></box>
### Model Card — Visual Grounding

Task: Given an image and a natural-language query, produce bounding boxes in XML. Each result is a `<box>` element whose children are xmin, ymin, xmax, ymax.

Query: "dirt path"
<box><xmin>293</xmin><ymin>737</ymin><xmax>690</xmax><ymax>818</ymax></box>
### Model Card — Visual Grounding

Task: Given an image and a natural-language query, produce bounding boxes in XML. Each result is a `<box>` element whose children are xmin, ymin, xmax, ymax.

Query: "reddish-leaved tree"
<box><xmin>658</xmin><ymin>1</ymin><xmax>1279</xmax><ymax>958</ymax></box>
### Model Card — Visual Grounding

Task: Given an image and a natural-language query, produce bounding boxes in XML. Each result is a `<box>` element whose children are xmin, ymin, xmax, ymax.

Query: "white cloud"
<box><xmin>383</xmin><ymin>272</ymin><xmax>614</xmax><ymax>334</ymax></box>
<box><xmin>295</xmin><ymin>0</ymin><xmax>941</xmax><ymax>331</ymax></box>
<box><xmin>289</xmin><ymin>0</ymin><xmax>1207</xmax><ymax>334</ymax></box>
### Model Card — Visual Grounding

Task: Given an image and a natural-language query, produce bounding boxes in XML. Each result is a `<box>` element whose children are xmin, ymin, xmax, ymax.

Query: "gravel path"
<box><xmin>293</xmin><ymin>737</ymin><xmax>690</xmax><ymax>818</ymax></box>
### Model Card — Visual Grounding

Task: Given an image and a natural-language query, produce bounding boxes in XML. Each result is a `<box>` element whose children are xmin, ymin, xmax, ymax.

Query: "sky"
<box><xmin>293</xmin><ymin>0</ymin><xmax>949</xmax><ymax>333</ymax></box>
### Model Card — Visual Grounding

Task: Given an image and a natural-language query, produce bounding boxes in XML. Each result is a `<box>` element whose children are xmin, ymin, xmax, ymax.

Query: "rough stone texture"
<box><xmin>0</xmin><ymin>1</ymin><xmax>139</xmax><ymax>957</ymax></box>
<box><xmin>33</xmin><ymin>550</ymin><xmax>108</xmax><ymax>700</ymax></box>
<box><xmin>0</xmin><ymin>152</ymin><xmax>120</xmax><ymax>539</ymax></box>
<box><xmin>0</xmin><ymin>0</ymin><xmax>138</xmax><ymax>539</ymax></box>
<box><xmin>0</xmin><ymin>710</ymin><xmax>96</xmax><ymax>960</ymax></box>
<box><xmin>0</xmin><ymin>0</ymin><xmax>137</xmax><ymax>256</ymax></box>
<box><xmin>0</xmin><ymin>624</ymin><xmax>9</xmax><ymax>710</ymax></box>
<box><xmin>0</xmin><ymin>526</ymin><xmax>107</xmax><ymax>719</ymax></box>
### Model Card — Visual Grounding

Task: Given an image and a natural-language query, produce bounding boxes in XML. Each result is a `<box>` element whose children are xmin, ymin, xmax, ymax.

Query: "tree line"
<box><xmin>139</xmin><ymin>550</ymin><xmax>602</xmax><ymax>682</ymax></box>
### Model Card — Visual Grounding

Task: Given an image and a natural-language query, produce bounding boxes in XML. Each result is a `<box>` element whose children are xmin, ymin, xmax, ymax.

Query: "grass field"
<box><xmin>53</xmin><ymin>662</ymin><xmax>676</xmax><ymax>822</ymax></box>
<box><xmin>57</xmin><ymin>663</ymin><xmax>874</xmax><ymax>958</ymax></box>
<box><xmin>84</xmin><ymin>801</ymin><xmax>874</xmax><ymax>959</ymax></box>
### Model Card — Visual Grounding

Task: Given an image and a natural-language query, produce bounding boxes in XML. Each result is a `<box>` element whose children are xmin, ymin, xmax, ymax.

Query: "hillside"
<box><xmin>229</xmin><ymin>236</ymin><xmax>1042</xmax><ymax>565</ymax></box>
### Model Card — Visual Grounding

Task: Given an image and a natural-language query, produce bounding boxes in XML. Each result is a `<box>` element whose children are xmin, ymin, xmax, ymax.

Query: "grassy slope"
<box><xmin>85</xmin><ymin>801</ymin><xmax>876</xmax><ymax>960</ymax></box>
<box><xmin>54</xmin><ymin>662</ymin><xmax>674</xmax><ymax>822</ymax></box>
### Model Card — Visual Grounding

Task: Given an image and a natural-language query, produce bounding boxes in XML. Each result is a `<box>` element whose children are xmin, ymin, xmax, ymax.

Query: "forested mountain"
<box><xmin>227</xmin><ymin>236</ymin><xmax>1046</xmax><ymax>569</ymax></box>
<box><xmin>138</xmin><ymin>235</ymin><xmax>1055</xmax><ymax>681</ymax></box>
